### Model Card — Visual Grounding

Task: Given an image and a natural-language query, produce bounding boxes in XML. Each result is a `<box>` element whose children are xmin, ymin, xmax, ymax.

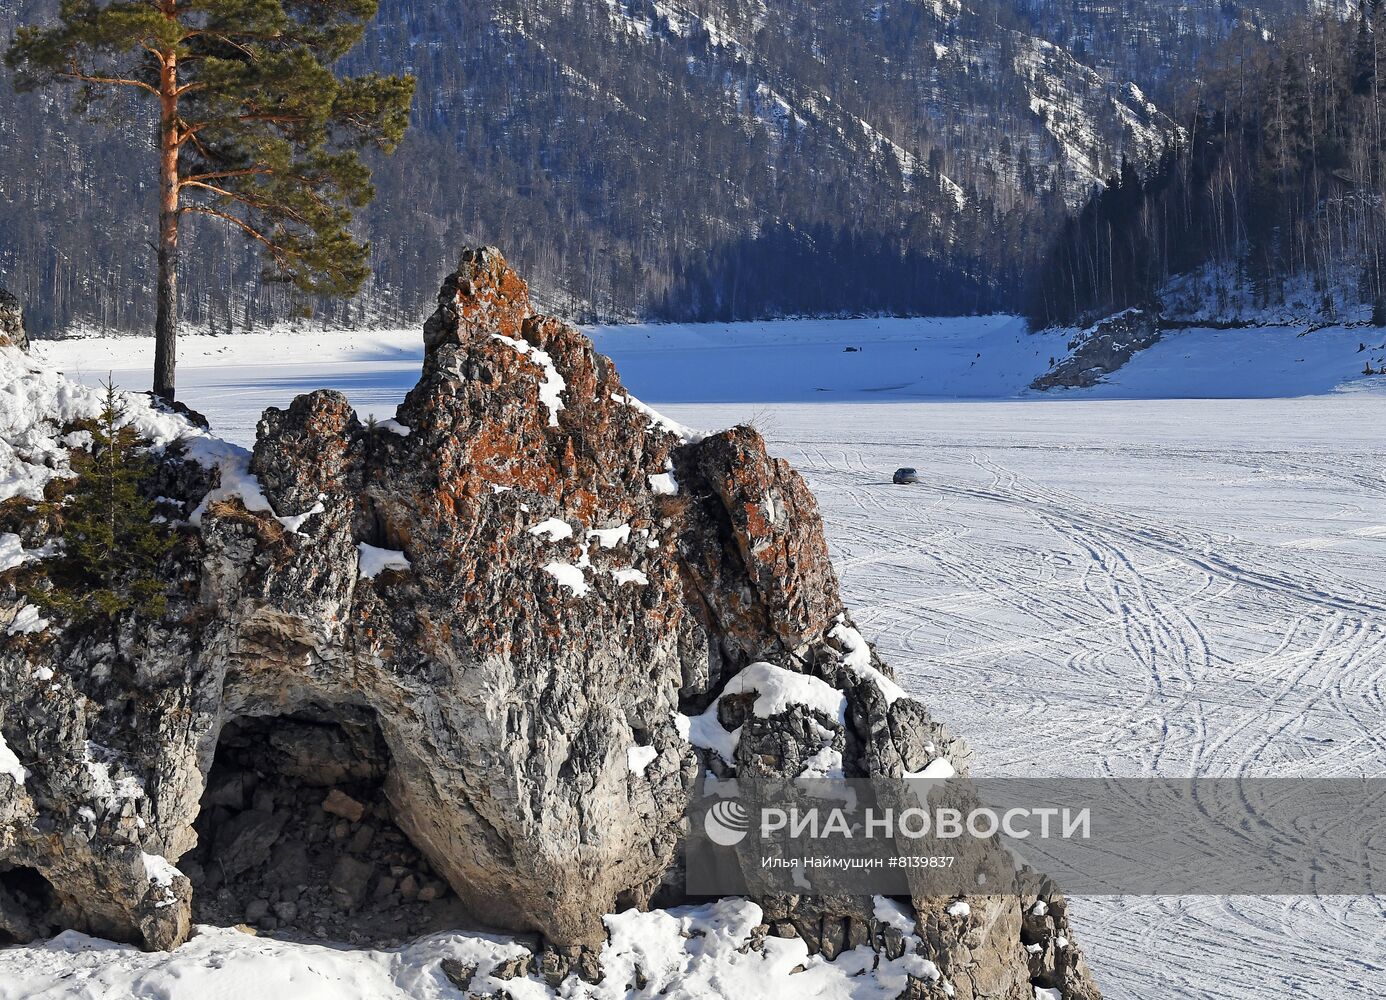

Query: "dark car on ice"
<box><xmin>893</xmin><ymin>468</ymin><xmax>920</xmax><ymax>485</ymax></box>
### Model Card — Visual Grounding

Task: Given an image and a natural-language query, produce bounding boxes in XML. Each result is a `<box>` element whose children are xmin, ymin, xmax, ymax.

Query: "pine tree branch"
<box><xmin>180</xmin><ymin>180</ymin><xmax>312</xmax><ymax>226</ymax></box>
<box><xmin>180</xmin><ymin>166</ymin><xmax>271</xmax><ymax>183</ymax></box>
<box><xmin>60</xmin><ymin>59</ymin><xmax>159</xmax><ymax>96</ymax></box>
<box><xmin>180</xmin><ymin>204</ymin><xmax>297</xmax><ymax>264</ymax></box>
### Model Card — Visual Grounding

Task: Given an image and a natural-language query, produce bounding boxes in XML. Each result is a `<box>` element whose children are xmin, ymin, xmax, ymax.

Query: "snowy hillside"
<box><xmin>0</xmin><ymin>0</ymin><xmax>1189</xmax><ymax>334</ymax></box>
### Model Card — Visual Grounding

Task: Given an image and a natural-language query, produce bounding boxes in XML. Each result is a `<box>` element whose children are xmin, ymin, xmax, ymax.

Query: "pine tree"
<box><xmin>5</xmin><ymin>0</ymin><xmax>415</xmax><ymax>401</ymax></box>
<box><xmin>31</xmin><ymin>381</ymin><xmax>175</xmax><ymax>628</ymax></box>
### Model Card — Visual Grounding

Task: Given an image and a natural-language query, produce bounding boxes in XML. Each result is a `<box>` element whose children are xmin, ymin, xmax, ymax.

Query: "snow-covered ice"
<box><xmin>34</xmin><ymin>317</ymin><xmax>1386</xmax><ymax>448</ymax></box>
<box><xmin>662</xmin><ymin>394</ymin><xmax>1386</xmax><ymax>1000</ymax></box>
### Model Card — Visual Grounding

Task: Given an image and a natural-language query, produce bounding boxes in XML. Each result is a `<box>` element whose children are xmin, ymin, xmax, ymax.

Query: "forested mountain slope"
<box><xmin>0</xmin><ymin>0</ymin><xmax>1324</xmax><ymax>334</ymax></box>
<box><xmin>1030</xmin><ymin>2</ymin><xmax>1386</xmax><ymax>328</ymax></box>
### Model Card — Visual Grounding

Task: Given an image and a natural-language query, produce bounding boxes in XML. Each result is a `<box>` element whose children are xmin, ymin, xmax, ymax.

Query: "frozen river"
<box><xmin>666</xmin><ymin>398</ymin><xmax>1386</xmax><ymax>1000</ymax></box>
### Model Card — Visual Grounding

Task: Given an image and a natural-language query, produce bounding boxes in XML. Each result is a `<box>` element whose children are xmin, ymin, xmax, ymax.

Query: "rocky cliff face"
<box><xmin>1031</xmin><ymin>308</ymin><xmax>1162</xmax><ymax>391</ymax></box>
<box><xmin>0</xmin><ymin>291</ymin><xmax>26</xmax><ymax>352</ymax></box>
<box><xmin>0</xmin><ymin>258</ymin><xmax>1100</xmax><ymax>998</ymax></box>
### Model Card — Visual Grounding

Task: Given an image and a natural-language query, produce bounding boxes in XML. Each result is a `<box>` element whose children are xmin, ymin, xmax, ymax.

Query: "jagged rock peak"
<box><xmin>422</xmin><ymin>245</ymin><xmax>532</xmax><ymax>355</ymax></box>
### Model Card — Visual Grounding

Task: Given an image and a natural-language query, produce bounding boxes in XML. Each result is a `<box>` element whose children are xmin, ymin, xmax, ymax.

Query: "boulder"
<box><xmin>0</xmin><ymin>248</ymin><xmax>1101</xmax><ymax>999</ymax></box>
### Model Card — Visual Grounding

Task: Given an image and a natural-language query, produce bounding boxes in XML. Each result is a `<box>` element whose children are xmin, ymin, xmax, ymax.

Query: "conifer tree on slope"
<box><xmin>29</xmin><ymin>381</ymin><xmax>174</xmax><ymax>638</ymax></box>
<box><xmin>5</xmin><ymin>0</ymin><xmax>415</xmax><ymax>401</ymax></box>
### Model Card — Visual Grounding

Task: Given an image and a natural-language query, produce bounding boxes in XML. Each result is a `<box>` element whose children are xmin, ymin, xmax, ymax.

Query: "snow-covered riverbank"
<box><xmin>33</xmin><ymin>316</ymin><xmax>1386</xmax><ymax>447</ymax></box>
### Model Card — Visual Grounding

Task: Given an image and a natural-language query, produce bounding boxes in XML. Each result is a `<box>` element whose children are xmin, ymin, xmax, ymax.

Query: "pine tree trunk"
<box><xmin>153</xmin><ymin>49</ymin><xmax>180</xmax><ymax>403</ymax></box>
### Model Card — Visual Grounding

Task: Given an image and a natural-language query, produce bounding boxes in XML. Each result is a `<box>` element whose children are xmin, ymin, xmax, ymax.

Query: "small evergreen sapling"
<box><xmin>32</xmin><ymin>381</ymin><xmax>174</xmax><ymax>625</ymax></box>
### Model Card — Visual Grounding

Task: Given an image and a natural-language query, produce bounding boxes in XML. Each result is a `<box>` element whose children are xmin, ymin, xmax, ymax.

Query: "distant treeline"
<box><xmin>1030</xmin><ymin>2</ymin><xmax>1386</xmax><ymax>327</ymax></box>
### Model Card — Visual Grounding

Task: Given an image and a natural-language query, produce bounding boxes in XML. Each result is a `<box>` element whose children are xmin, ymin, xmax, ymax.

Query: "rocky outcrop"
<box><xmin>0</xmin><ymin>249</ymin><xmax>1099</xmax><ymax>998</ymax></box>
<box><xmin>0</xmin><ymin>291</ymin><xmax>26</xmax><ymax>352</ymax></box>
<box><xmin>1031</xmin><ymin>307</ymin><xmax>1160</xmax><ymax>390</ymax></box>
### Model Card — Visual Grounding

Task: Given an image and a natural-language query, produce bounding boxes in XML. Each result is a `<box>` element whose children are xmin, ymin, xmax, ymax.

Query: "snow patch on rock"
<box><xmin>357</xmin><ymin>543</ymin><xmax>411</xmax><ymax>579</ymax></box>
<box><xmin>684</xmin><ymin>662</ymin><xmax>848</xmax><ymax>762</ymax></box>
<box><xmin>7</xmin><ymin>604</ymin><xmax>49</xmax><ymax>636</ymax></box>
<box><xmin>140</xmin><ymin>853</ymin><xmax>182</xmax><ymax>909</ymax></box>
<box><xmin>610</xmin><ymin>391</ymin><xmax>703</xmax><ymax>442</ymax></box>
<box><xmin>528</xmin><ymin>518</ymin><xmax>575</xmax><ymax>542</ymax></box>
<box><xmin>492</xmin><ymin>334</ymin><xmax>566</xmax><ymax>428</ymax></box>
<box><xmin>648</xmin><ymin>462</ymin><xmax>679</xmax><ymax>496</ymax></box>
<box><xmin>587</xmin><ymin>525</ymin><xmax>630</xmax><ymax>549</ymax></box>
<box><xmin>0</xmin><ymin>533</ymin><xmax>35</xmax><ymax>574</ymax></box>
<box><xmin>0</xmin><ymin>896</ymin><xmax>951</xmax><ymax>1000</ymax></box>
<box><xmin>276</xmin><ymin>499</ymin><xmax>325</xmax><ymax>535</ymax></box>
<box><xmin>830</xmin><ymin>619</ymin><xmax>906</xmax><ymax>704</ymax></box>
<box><xmin>0</xmin><ymin>729</ymin><xmax>28</xmax><ymax>785</ymax></box>
<box><xmin>186</xmin><ymin>438</ymin><xmax>274</xmax><ymax>527</ymax></box>
<box><xmin>626</xmin><ymin>745</ymin><xmax>658</xmax><ymax>775</ymax></box>
<box><xmin>83</xmin><ymin>743</ymin><xmax>144</xmax><ymax>814</ymax></box>
<box><xmin>543</xmin><ymin>561</ymin><xmax>590</xmax><ymax>597</ymax></box>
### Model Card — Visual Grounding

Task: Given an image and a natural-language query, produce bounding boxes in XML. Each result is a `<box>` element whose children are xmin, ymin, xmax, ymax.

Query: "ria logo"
<box><xmin>703</xmin><ymin>798</ymin><xmax>751</xmax><ymax>847</ymax></box>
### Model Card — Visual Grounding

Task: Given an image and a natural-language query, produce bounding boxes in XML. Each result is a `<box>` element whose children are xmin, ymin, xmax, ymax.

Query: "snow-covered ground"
<box><xmin>0</xmin><ymin>898</ymin><xmax>940</xmax><ymax>1000</ymax></box>
<box><xmin>17</xmin><ymin>318</ymin><xmax>1386</xmax><ymax>998</ymax></box>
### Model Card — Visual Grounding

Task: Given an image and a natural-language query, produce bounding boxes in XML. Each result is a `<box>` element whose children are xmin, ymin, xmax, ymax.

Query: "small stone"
<box><xmin>214</xmin><ymin>809</ymin><xmax>288</xmax><ymax>878</ymax></box>
<box><xmin>416</xmin><ymin>880</ymin><xmax>446</xmax><ymax>903</ymax></box>
<box><xmin>329</xmin><ymin>856</ymin><xmax>376</xmax><ymax>911</ymax></box>
<box><xmin>273</xmin><ymin>900</ymin><xmax>298</xmax><ymax>923</ymax></box>
<box><xmin>539</xmin><ymin>950</ymin><xmax>569</xmax><ymax>987</ymax></box>
<box><xmin>347</xmin><ymin>824</ymin><xmax>375</xmax><ymax>854</ymax></box>
<box><xmin>203</xmin><ymin>773</ymin><xmax>248</xmax><ymax>810</ymax></box>
<box><xmin>575</xmin><ymin>950</ymin><xmax>602</xmax><ymax>984</ymax></box>
<box><xmin>374</xmin><ymin>876</ymin><xmax>397</xmax><ymax>899</ymax></box>
<box><xmin>244</xmin><ymin>899</ymin><xmax>270</xmax><ymax>923</ymax></box>
<box><xmin>439</xmin><ymin>958</ymin><xmax>476</xmax><ymax>991</ymax></box>
<box><xmin>398</xmin><ymin>874</ymin><xmax>419</xmax><ymax>901</ymax></box>
<box><xmin>491</xmin><ymin>954</ymin><xmax>532</xmax><ymax>981</ymax></box>
<box><xmin>265</xmin><ymin>841</ymin><xmax>309</xmax><ymax>886</ymax></box>
<box><xmin>322</xmin><ymin>789</ymin><xmax>366</xmax><ymax>823</ymax></box>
